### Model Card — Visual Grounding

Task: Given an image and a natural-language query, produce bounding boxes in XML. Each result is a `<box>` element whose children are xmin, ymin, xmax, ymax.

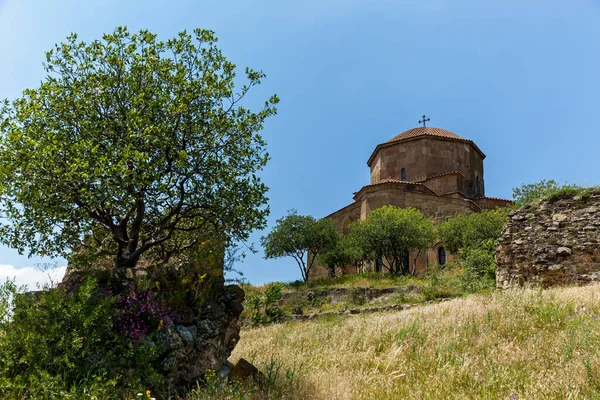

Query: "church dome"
<box><xmin>387</xmin><ymin>127</ymin><xmax>466</xmax><ymax>143</ymax></box>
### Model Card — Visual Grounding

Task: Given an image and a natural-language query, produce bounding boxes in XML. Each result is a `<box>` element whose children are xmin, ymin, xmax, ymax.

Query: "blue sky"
<box><xmin>1</xmin><ymin>0</ymin><xmax>599</xmax><ymax>286</ymax></box>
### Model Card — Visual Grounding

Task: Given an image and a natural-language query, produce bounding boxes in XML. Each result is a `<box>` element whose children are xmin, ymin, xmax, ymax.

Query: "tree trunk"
<box><xmin>115</xmin><ymin>251</ymin><xmax>141</xmax><ymax>270</ymax></box>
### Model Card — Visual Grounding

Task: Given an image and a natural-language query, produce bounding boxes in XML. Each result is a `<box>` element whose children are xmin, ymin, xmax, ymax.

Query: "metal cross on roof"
<box><xmin>419</xmin><ymin>115</ymin><xmax>431</xmax><ymax>127</ymax></box>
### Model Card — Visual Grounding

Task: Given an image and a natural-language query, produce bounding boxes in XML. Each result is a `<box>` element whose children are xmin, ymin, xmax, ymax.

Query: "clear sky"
<box><xmin>1</xmin><ymin>0</ymin><xmax>599</xmax><ymax>287</ymax></box>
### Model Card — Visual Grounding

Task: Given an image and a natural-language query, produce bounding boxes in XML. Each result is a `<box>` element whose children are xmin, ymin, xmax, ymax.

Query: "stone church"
<box><xmin>309</xmin><ymin>122</ymin><xmax>510</xmax><ymax>280</ymax></box>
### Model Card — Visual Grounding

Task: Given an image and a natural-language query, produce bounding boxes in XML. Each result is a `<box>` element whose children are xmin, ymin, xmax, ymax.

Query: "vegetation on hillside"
<box><xmin>348</xmin><ymin>206</ymin><xmax>435</xmax><ymax>275</ymax></box>
<box><xmin>0</xmin><ymin>277</ymin><xmax>168</xmax><ymax>398</ymax></box>
<box><xmin>261</xmin><ymin>211</ymin><xmax>338</xmax><ymax>282</ymax></box>
<box><xmin>262</xmin><ymin>206</ymin><xmax>435</xmax><ymax>279</ymax></box>
<box><xmin>206</xmin><ymin>285</ymin><xmax>600</xmax><ymax>399</ymax></box>
<box><xmin>240</xmin><ymin>266</ymin><xmax>467</xmax><ymax>324</ymax></box>
<box><xmin>438</xmin><ymin>208</ymin><xmax>508</xmax><ymax>291</ymax></box>
<box><xmin>512</xmin><ymin>180</ymin><xmax>598</xmax><ymax>207</ymax></box>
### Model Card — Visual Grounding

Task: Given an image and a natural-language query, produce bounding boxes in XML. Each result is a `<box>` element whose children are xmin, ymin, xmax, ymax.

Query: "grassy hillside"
<box><xmin>193</xmin><ymin>284</ymin><xmax>600</xmax><ymax>399</ymax></box>
<box><xmin>240</xmin><ymin>267</ymin><xmax>472</xmax><ymax>320</ymax></box>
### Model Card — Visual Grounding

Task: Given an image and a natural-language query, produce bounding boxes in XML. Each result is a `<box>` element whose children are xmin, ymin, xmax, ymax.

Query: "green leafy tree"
<box><xmin>350</xmin><ymin>206</ymin><xmax>435</xmax><ymax>275</ymax></box>
<box><xmin>0</xmin><ymin>27</ymin><xmax>279</xmax><ymax>270</ymax></box>
<box><xmin>437</xmin><ymin>209</ymin><xmax>508</xmax><ymax>292</ymax></box>
<box><xmin>261</xmin><ymin>211</ymin><xmax>338</xmax><ymax>282</ymax></box>
<box><xmin>318</xmin><ymin>233</ymin><xmax>364</xmax><ymax>277</ymax></box>
<box><xmin>437</xmin><ymin>209</ymin><xmax>508</xmax><ymax>254</ymax></box>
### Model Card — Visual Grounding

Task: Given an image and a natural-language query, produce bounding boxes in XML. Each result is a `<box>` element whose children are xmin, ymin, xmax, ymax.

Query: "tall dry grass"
<box><xmin>225</xmin><ymin>285</ymin><xmax>600</xmax><ymax>399</ymax></box>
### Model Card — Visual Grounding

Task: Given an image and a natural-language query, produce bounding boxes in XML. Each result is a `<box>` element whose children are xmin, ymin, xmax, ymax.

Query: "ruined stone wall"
<box><xmin>496</xmin><ymin>191</ymin><xmax>600</xmax><ymax>289</ymax></box>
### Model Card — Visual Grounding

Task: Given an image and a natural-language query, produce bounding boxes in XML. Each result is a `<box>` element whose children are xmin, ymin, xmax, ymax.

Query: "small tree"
<box><xmin>437</xmin><ymin>209</ymin><xmax>508</xmax><ymax>254</ymax></box>
<box><xmin>351</xmin><ymin>206</ymin><xmax>435</xmax><ymax>275</ymax></box>
<box><xmin>261</xmin><ymin>211</ymin><xmax>338</xmax><ymax>282</ymax></box>
<box><xmin>0</xmin><ymin>27</ymin><xmax>279</xmax><ymax>270</ymax></box>
<box><xmin>318</xmin><ymin>233</ymin><xmax>363</xmax><ymax>277</ymax></box>
<box><xmin>437</xmin><ymin>209</ymin><xmax>508</xmax><ymax>292</ymax></box>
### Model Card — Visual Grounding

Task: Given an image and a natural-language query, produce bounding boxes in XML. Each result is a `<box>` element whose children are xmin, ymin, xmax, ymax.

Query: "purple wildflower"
<box><xmin>115</xmin><ymin>284</ymin><xmax>172</xmax><ymax>345</ymax></box>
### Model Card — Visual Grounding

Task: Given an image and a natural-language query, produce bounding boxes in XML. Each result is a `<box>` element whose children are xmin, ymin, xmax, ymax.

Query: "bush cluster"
<box><xmin>0</xmin><ymin>276</ymin><xmax>170</xmax><ymax>398</ymax></box>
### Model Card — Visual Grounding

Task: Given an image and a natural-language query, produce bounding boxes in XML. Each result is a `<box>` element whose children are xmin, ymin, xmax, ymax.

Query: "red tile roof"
<box><xmin>367</xmin><ymin>126</ymin><xmax>486</xmax><ymax>166</ymax></box>
<box><xmin>353</xmin><ymin>179</ymin><xmax>437</xmax><ymax>200</ymax></box>
<box><xmin>364</xmin><ymin>178</ymin><xmax>422</xmax><ymax>186</ymax></box>
<box><xmin>387</xmin><ymin>127</ymin><xmax>465</xmax><ymax>143</ymax></box>
<box><xmin>420</xmin><ymin>171</ymin><xmax>469</xmax><ymax>182</ymax></box>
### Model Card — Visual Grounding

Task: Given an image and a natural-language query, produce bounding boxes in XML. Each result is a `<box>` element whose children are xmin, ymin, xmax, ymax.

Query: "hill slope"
<box><xmin>226</xmin><ymin>285</ymin><xmax>600</xmax><ymax>399</ymax></box>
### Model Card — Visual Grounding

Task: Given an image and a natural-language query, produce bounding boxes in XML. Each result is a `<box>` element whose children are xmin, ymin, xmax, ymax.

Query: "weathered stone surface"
<box><xmin>292</xmin><ymin>306</ymin><xmax>303</xmax><ymax>315</ymax></box>
<box><xmin>150</xmin><ymin>283</ymin><xmax>244</xmax><ymax>394</ymax></box>
<box><xmin>496</xmin><ymin>191</ymin><xmax>600</xmax><ymax>289</ymax></box>
<box><xmin>557</xmin><ymin>247</ymin><xmax>572</xmax><ymax>256</ymax></box>
<box><xmin>230</xmin><ymin>358</ymin><xmax>264</xmax><ymax>382</ymax></box>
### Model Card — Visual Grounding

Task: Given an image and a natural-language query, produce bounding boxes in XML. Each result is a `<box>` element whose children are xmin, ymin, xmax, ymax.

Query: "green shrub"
<box><xmin>460</xmin><ymin>242</ymin><xmax>497</xmax><ymax>292</ymax></box>
<box><xmin>247</xmin><ymin>283</ymin><xmax>285</xmax><ymax>324</ymax></box>
<box><xmin>512</xmin><ymin>179</ymin><xmax>592</xmax><ymax>206</ymax></box>
<box><xmin>547</xmin><ymin>185</ymin><xmax>582</xmax><ymax>202</ymax></box>
<box><xmin>0</xmin><ymin>276</ymin><xmax>167</xmax><ymax>398</ymax></box>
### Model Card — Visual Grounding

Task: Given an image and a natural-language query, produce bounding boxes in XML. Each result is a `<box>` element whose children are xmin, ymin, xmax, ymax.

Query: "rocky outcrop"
<box><xmin>496</xmin><ymin>190</ymin><xmax>600</xmax><ymax>289</ymax></box>
<box><xmin>280</xmin><ymin>285</ymin><xmax>420</xmax><ymax>305</ymax></box>
<box><xmin>153</xmin><ymin>284</ymin><xmax>244</xmax><ymax>395</ymax></box>
<box><xmin>61</xmin><ymin>263</ymin><xmax>244</xmax><ymax>396</ymax></box>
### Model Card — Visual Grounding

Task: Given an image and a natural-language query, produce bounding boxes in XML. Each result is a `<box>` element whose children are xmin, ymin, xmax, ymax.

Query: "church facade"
<box><xmin>309</xmin><ymin>125</ymin><xmax>510</xmax><ymax>280</ymax></box>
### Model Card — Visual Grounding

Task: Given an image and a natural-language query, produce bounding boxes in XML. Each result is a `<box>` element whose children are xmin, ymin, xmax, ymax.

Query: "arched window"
<box><xmin>438</xmin><ymin>247</ymin><xmax>446</xmax><ymax>266</ymax></box>
<box><xmin>401</xmin><ymin>168</ymin><xmax>406</xmax><ymax>181</ymax></box>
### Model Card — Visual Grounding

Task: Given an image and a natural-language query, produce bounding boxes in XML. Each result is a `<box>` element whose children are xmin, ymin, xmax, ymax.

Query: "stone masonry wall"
<box><xmin>496</xmin><ymin>190</ymin><xmax>600</xmax><ymax>289</ymax></box>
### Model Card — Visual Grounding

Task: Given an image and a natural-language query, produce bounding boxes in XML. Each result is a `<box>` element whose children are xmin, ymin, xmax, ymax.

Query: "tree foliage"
<box><xmin>437</xmin><ymin>209</ymin><xmax>508</xmax><ymax>254</ymax></box>
<box><xmin>318</xmin><ymin>233</ymin><xmax>364</xmax><ymax>277</ymax></box>
<box><xmin>460</xmin><ymin>239</ymin><xmax>497</xmax><ymax>292</ymax></box>
<box><xmin>511</xmin><ymin>179</ymin><xmax>585</xmax><ymax>207</ymax></box>
<box><xmin>350</xmin><ymin>206</ymin><xmax>435</xmax><ymax>275</ymax></box>
<box><xmin>0</xmin><ymin>27</ymin><xmax>279</xmax><ymax>270</ymax></box>
<box><xmin>512</xmin><ymin>179</ymin><xmax>560</xmax><ymax>207</ymax></box>
<box><xmin>261</xmin><ymin>211</ymin><xmax>338</xmax><ymax>282</ymax></box>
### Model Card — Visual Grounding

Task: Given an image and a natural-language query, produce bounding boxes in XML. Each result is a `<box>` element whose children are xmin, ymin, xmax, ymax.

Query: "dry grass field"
<box><xmin>192</xmin><ymin>284</ymin><xmax>600</xmax><ymax>399</ymax></box>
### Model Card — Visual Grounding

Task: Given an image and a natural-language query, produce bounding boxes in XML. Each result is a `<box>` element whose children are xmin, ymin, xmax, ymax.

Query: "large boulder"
<box><xmin>61</xmin><ymin>260</ymin><xmax>244</xmax><ymax>397</ymax></box>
